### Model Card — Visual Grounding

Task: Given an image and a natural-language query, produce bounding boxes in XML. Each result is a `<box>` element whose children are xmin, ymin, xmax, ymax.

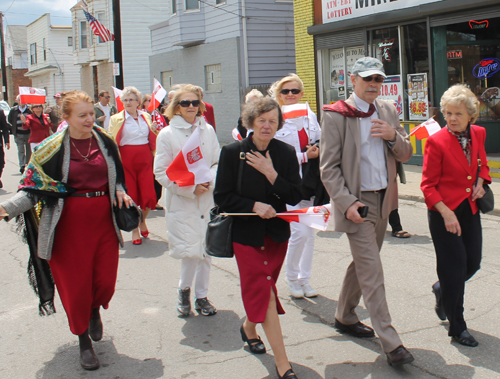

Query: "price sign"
<box><xmin>408</xmin><ymin>73</ymin><xmax>429</xmax><ymax>120</ymax></box>
<box><xmin>378</xmin><ymin>75</ymin><xmax>403</xmax><ymax>120</ymax></box>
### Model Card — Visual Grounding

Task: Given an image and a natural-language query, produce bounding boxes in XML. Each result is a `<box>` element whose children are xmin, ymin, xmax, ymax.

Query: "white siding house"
<box><xmin>25</xmin><ymin>14</ymin><xmax>80</xmax><ymax>107</ymax></box>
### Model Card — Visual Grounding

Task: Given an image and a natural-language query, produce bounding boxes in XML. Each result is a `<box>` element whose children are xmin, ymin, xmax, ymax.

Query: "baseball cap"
<box><xmin>352</xmin><ymin>57</ymin><xmax>387</xmax><ymax>78</ymax></box>
<box><xmin>54</xmin><ymin>93</ymin><xmax>62</xmax><ymax>98</ymax></box>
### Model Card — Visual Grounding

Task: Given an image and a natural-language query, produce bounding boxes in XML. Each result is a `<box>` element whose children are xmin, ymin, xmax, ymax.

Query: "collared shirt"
<box><xmin>99</xmin><ymin>103</ymin><xmax>111</xmax><ymax>130</ymax></box>
<box><xmin>354</xmin><ymin>93</ymin><xmax>388</xmax><ymax>191</ymax></box>
<box><xmin>119</xmin><ymin>110</ymin><xmax>150</xmax><ymax>146</ymax></box>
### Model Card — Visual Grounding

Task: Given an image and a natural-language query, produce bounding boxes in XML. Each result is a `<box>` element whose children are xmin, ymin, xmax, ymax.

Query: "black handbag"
<box><xmin>474</xmin><ymin>131</ymin><xmax>495</xmax><ymax>214</ymax></box>
<box><xmin>113</xmin><ymin>202</ymin><xmax>142</xmax><ymax>232</ymax></box>
<box><xmin>205</xmin><ymin>145</ymin><xmax>245</xmax><ymax>258</ymax></box>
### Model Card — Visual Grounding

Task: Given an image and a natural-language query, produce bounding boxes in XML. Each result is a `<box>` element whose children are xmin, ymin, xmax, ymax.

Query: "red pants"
<box><xmin>50</xmin><ymin>193</ymin><xmax>119</xmax><ymax>335</ymax></box>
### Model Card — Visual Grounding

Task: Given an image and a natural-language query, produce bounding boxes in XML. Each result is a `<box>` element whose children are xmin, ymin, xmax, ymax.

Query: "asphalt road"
<box><xmin>1</xmin><ymin>146</ymin><xmax>500</xmax><ymax>379</ymax></box>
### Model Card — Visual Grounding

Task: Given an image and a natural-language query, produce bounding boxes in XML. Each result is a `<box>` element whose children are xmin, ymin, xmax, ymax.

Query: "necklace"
<box><xmin>71</xmin><ymin>138</ymin><xmax>92</xmax><ymax>161</ymax></box>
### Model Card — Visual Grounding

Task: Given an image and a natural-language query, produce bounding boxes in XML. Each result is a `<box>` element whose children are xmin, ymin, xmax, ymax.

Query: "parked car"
<box><xmin>0</xmin><ymin>100</ymin><xmax>10</xmax><ymax>119</ymax></box>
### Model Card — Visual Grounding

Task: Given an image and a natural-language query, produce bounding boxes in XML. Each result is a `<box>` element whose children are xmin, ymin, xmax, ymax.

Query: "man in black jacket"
<box><xmin>7</xmin><ymin>96</ymin><xmax>32</xmax><ymax>173</ymax></box>
<box><xmin>0</xmin><ymin>110</ymin><xmax>10</xmax><ymax>188</ymax></box>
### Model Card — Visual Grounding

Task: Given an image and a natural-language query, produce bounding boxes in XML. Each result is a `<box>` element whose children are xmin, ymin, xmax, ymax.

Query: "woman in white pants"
<box><xmin>154</xmin><ymin>84</ymin><xmax>220</xmax><ymax>317</ymax></box>
<box><xmin>270</xmin><ymin>74</ymin><xmax>322</xmax><ymax>298</ymax></box>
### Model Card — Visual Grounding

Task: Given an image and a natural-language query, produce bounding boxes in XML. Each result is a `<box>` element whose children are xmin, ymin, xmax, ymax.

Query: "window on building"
<box><xmin>185</xmin><ymin>0</ymin><xmax>199</xmax><ymax>11</ymax></box>
<box><xmin>161</xmin><ymin>71</ymin><xmax>173</xmax><ymax>91</ymax></box>
<box><xmin>172</xmin><ymin>0</ymin><xmax>177</xmax><ymax>14</ymax></box>
<box><xmin>68</xmin><ymin>36</ymin><xmax>73</xmax><ymax>46</ymax></box>
<box><xmin>80</xmin><ymin>21</ymin><xmax>88</xmax><ymax>49</ymax></box>
<box><xmin>215</xmin><ymin>0</ymin><xmax>225</xmax><ymax>5</ymax></box>
<box><xmin>97</xmin><ymin>12</ymin><xmax>106</xmax><ymax>44</ymax></box>
<box><xmin>42</xmin><ymin>38</ymin><xmax>47</xmax><ymax>61</ymax></box>
<box><xmin>205</xmin><ymin>64</ymin><xmax>222</xmax><ymax>92</ymax></box>
<box><xmin>7</xmin><ymin>57</ymin><xmax>12</xmax><ymax>66</ymax></box>
<box><xmin>30</xmin><ymin>43</ymin><xmax>37</xmax><ymax>64</ymax></box>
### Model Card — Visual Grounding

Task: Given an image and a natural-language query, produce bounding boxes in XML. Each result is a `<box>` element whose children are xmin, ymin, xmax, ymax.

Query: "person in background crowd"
<box><xmin>109</xmin><ymin>87</ymin><xmax>158</xmax><ymax>245</ymax></box>
<box><xmin>23</xmin><ymin>104</ymin><xmax>53</xmax><ymax>151</ymax></box>
<box><xmin>154</xmin><ymin>84</ymin><xmax>220</xmax><ymax>318</ymax></box>
<box><xmin>196</xmin><ymin>86</ymin><xmax>216</xmax><ymax>131</ymax></box>
<box><xmin>232</xmin><ymin>89</ymin><xmax>263</xmax><ymax>141</ymax></box>
<box><xmin>269</xmin><ymin>74</ymin><xmax>323</xmax><ymax>299</ymax></box>
<box><xmin>46</xmin><ymin>93</ymin><xmax>63</xmax><ymax>131</ymax></box>
<box><xmin>215</xmin><ymin>98</ymin><xmax>303</xmax><ymax>379</ymax></box>
<box><xmin>94</xmin><ymin>91</ymin><xmax>118</xmax><ymax>130</ymax></box>
<box><xmin>320</xmin><ymin>57</ymin><xmax>414</xmax><ymax>367</ymax></box>
<box><xmin>7</xmin><ymin>95</ymin><xmax>32</xmax><ymax>173</ymax></box>
<box><xmin>0</xmin><ymin>108</ymin><xmax>10</xmax><ymax>188</ymax></box>
<box><xmin>0</xmin><ymin>90</ymin><xmax>133</xmax><ymax>371</ymax></box>
<box><xmin>389</xmin><ymin>162</ymin><xmax>411</xmax><ymax>238</ymax></box>
<box><xmin>421</xmin><ymin>84</ymin><xmax>491</xmax><ymax>347</ymax></box>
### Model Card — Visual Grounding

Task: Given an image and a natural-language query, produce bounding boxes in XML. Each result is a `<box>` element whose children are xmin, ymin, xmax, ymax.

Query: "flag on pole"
<box><xmin>83</xmin><ymin>9</ymin><xmax>115</xmax><ymax>42</ymax></box>
<box><xmin>19</xmin><ymin>87</ymin><xmax>46</xmax><ymax>104</ymax></box>
<box><xmin>148</xmin><ymin>78</ymin><xmax>167</xmax><ymax>112</ymax></box>
<box><xmin>166</xmin><ymin>127</ymin><xmax>213</xmax><ymax>187</ymax></box>
<box><xmin>409</xmin><ymin>118</ymin><xmax>441</xmax><ymax>140</ymax></box>
<box><xmin>277</xmin><ymin>204</ymin><xmax>332</xmax><ymax>231</ymax></box>
<box><xmin>111</xmin><ymin>86</ymin><xmax>124</xmax><ymax>112</ymax></box>
<box><xmin>282</xmin><ymin>103</ymin><xmax>309</xmax><ymax>120</ymax></box>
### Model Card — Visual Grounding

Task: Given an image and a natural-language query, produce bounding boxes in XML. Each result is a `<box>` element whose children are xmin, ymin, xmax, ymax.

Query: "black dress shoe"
<box><xmin>80</xmin><ymin>348</ymin><xmax>100</xmax><ymax>370</ymax></box>
<box><xmin>432</xmin><ymin>282</ymin><xmax>447</xmax><ymax>321</ymax></box>
<box><xmin>453</xmin><ymin>330</ymin><xmax>478</xmax><ymax>347</ymax></box>
<box><xmin>334</xmin><ymin>319</ymin><xmax>375</xmax><ymax>338</ymax></box>
<box><xmin>89</xmin><ymin>316</ymin><xmax>103</xmax><ymax>342</ymax></box>
<box><xmin>276</xmin><ymin>366</ymin><xmax>297</xmax><ymax>378</ymax></box>
<box><xmin>240</xmin><ymin>325</ymin><xmax>266</xmax><ymax>354</ymax></box>
<box><xmin>386</xmin><ymin>345</ymin><xmax>414</xmax><ymax>366</ymax></box>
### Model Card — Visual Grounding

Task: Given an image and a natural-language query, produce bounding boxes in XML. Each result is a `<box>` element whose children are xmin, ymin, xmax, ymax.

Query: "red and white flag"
<box><xmin>231</xmin><ymin>128</ymin><xmax>243</xmax><ymax>141</ymax></box>
<box><xmin>166</xmin><ymin>127</ymin><xmax>213</xmax><ymax>187</ymax></box>
<box><xmin>277</xmin><ymin>204</ymin><xmax>332</xmax><ymax>231</ymax></box>
<box><xmin>148</xmin><ymin>78</ymin><xmax>167</xmax><ymax>113</ymax></box>
<box><xmin>282</xmin><ymin>103</ymin><xmax>309</xmax><ymax>120</ymax></box>
<box><xmin>152</xmin><ymin>110</ymin><xmax>167</xmax><ymax>132</ymax></box>
<box><xmin>111</xmin><ymin>86</ymin><xmax>124</xmax><ymax>112</ymax></box>
<box><xmin>410</xmin><ymin>118</ymin><xmax>441</xmax><ymax>140</ymax></box>
<box><xmin>19</xmin><ymin>87</ymin><xmax>46</xmax><ymax>104</ymax></box>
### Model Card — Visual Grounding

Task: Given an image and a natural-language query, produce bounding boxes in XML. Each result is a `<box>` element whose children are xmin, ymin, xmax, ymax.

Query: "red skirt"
<box><xmin>233</xmin><ymin>236</ymin><xmax>287</xmax><ymax>323</ymax></box>
<box><xmin>119</xmin><ymin>144</ymin><xmax>156</xmax><ymax>210</ymax></box>
<box><xmin>49</xmin><ymin>190</ymin><xmax>119</xmax><ymax>335</ymax></box>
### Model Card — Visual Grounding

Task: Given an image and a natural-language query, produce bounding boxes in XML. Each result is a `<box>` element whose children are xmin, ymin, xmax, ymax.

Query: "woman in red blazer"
<box><xmin>421</xmin><ymin>84</ymin><xmax>491</xmax><ymax>347</ymax></box>
<box><xmin>23</xmin><ymin>104</ymin><xmax>53</xmax><ymax>151</ymax></box>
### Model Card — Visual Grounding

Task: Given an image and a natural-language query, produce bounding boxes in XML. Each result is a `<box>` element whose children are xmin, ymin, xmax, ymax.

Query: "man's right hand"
<box><xmin>346</xmin><ymin>201</ymin><xmax>366</xmax><ymax>224</ymax></box>
<box><xmin>20</xmin><ymin>114</ymin><xmax>26</xmax><ymax>123</ymax></box>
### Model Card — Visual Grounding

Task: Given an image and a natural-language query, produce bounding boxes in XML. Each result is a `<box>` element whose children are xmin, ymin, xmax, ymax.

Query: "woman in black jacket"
<box><xmin>214</xmin><ymin>98</ymin><xmax>302</xmax><ymax>379</ymax></box>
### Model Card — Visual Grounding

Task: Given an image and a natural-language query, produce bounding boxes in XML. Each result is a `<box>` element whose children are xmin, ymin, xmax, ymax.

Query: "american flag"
<box><xmin>83</xmin><ymin>10</ymin><xmax>115</xmax><ymax>42</ymax></box>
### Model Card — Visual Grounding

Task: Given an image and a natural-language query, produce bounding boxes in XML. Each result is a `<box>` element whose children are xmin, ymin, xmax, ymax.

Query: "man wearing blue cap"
<box><xmin>320</xmin><ymin>57</ymin><xmax>414</xmax><ymax>366</ymax></box>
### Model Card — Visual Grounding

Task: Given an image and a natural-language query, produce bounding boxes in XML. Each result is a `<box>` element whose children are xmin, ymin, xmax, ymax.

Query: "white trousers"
<box><xmin>179</xmin><ymin>256</ymin><xmax>212</xmax><ymax>299</ymax></box>
<box><xmin>285</xmin><ymin>198</ymin><xmax>316</xmax><ymax>284</ymax></box>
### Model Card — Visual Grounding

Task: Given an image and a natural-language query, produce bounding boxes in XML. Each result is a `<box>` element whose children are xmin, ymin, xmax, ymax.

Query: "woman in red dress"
<box><xmin>0</xmin><ymin>90</ymin><xmax>133</xmax><ymax>370</ymax></box>
<box><xmin>23</xmin><ymin>104</ymin><xmax>53</xmax><ymax>151</ymax></box>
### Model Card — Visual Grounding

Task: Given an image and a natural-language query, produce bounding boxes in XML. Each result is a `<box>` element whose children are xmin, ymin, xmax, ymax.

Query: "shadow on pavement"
<box><xmin>35</xmin><ymin>338</ymin><xmax>164</xmax><ymax>378</ymax></box>
<box><xmin>453</xmin><ymin>328</ymin><xmax>500</xmax><ymax>375</ymax></box>
<box><xmin>254</xmin><ymin>354</ymin><xmax>323</xmax><ymax>379</ymax></box>
<box><xmin>180</xmin><ymin>310</ymin><xmax>244</xmax><ymax>352</ymax></box>
<box><xmin>317</xmin><ymin>231</ymin><xmax>344</xmax><ymax>239</ymax></box>
<box><xmin>119</xmin><ymin>239</ymin><xmax>168</xmax><ymax>259</ymax></box>
<box><xmin>384</xmin><ymin>232</ymin><xmax>433</xmax><ymax>245</ymax></box>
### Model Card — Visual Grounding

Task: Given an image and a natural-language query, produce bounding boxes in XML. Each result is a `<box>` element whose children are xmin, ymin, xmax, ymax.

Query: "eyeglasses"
<box><xmin>123</xmin><ymin>98</ymin><xmax>138</xmax><ymax>103</ymax></box>
<box><xmin>32</xmin><ymin>105</ymin><xmax>43</xmax><ymax>108</ymax></box>
<box><xmin>280</xmin><ymin>89</ymin><xmax>301</xmax><ymax>95</ymax></box>
<box><xmin>362</xmin><ymin>76</ymin><xmax>385</xmax><ymax>83</ymax></box>
<box><xmin>179</xmin><ymin>100</ymin><xmax>200</xmax><ymax>107</ymax></box>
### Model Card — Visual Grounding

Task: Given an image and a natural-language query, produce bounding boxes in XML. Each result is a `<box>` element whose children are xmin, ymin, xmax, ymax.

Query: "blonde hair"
<box><xmin>440</xmin><ymin>84</ymin><xmax>479</xmax><ymax>123</ymax></box>
<box><xmin>120</xmin><ymin>86</ymin><xmax>142</xmax><ymax>104</ymax></box>
<box><xmin>140</xmin><ymin>94</ymin><xmax>152</xmax><ymax>110</ymax></box>
<box><xmin>245</xmin><ymin>89</ymin><xmax>264</xmax><ymax>103</ymax></box>
<box><xmin>269</xmin><ymin>73</ymin><xmax>305</xmax><ymax>106</ymax></box>
<box><xmin>164</xmin><ymin>84</ymin><xmax>206</xmax><ymax>120</ymax></box>
<box><xmin>61</xmin><ymin>90</ymin><xmax>93</xmax><ymax>119</ymax></box>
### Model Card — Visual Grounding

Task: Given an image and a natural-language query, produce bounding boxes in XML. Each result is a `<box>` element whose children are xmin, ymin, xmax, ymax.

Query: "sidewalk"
<box><xmin>399</xmin><ymin>164</ymin><xmax>500</xmax><ymax>216</ymax></box>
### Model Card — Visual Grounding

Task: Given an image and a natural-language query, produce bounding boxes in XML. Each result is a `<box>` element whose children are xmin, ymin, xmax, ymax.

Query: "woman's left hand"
<box><xmin>115</xmin><ymin>190</ymin><xmax>134</xmax><ymax>208</ymax></box>
<box><xmin>246</xmin><ymin>151</ymin><xmax>278</xmax><ymax>185</ymax></box>
<box><xmin>151</xmin><ymin>121</ymin><xmax>158</xmax><ymax>133</ymax></box>
<box><xmin>472</xmin><ymin>178</ymin><xmax>486</xmax><ymax>201</ymax></box>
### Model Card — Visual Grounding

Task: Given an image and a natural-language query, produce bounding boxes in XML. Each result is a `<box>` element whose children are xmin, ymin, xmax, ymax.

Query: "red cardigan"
<box><xmin>23</xmin><ymin>114</ymin><xmax>53</xmax><ymax>144</ymax></box>
<box><xmin>421</xmin><ymin>125</ymin><xmax>491</xmax><ymax>213</ymax></box>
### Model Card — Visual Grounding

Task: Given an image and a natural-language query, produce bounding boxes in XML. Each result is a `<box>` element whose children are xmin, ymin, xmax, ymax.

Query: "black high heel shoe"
<box><xmin>276</xmin><ymin>366</ymin><xmax>297</xmax><ymax>378</ymax></box>
<box><xmin>240</xmin><ymin>324</ymin><xmax>266</xmax><ymax>354</ymax></box>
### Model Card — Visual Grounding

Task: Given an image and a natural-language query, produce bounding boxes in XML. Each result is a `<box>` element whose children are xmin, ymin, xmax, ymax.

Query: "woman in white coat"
<box><xmin>270</xmin><ymin>74</ymin><xmax>322</xmax><ymax>299</ymax></box>
<box><xmin>154</xmin><ymin>84</ymin><xmax>220</xmax><ymax>317</ymax></box>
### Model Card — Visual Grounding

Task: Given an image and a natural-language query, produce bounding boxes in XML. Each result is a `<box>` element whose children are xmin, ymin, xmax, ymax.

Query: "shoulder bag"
<box><xmin>473</xmin><ymin>129</ymin><xmax>494</xmax><ymax>214</ymax></box>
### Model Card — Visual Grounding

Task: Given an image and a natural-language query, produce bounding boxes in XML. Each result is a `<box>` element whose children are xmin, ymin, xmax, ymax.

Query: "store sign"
<box><xmin>473</xmin><ymin>58</ymin><xmax>500</xmax><ymax>79</ymax></box>
<box><xmin>379</xmin><ymin>39</ymin><xmax>395</xmax><ymax>62</ymax></box>
<box><xmin>408</xmin><ymin>73</ymin><xmax>429</xmax><ymax>120</ymax></box>
<box><xmin>321</xmin><ymin>0</ymin><xmax>443</xmax><ymax>24</ymax></box>
<box><xmin>378</xmin><ymin>75</ymin><xmax>403</xmax><ymax>120</ymax></box>
<box><xmin>447</xmin><ymin>50</ymin><xmax>462</xmax><ymax>59</ymax></box>
<box><xmin>469</xmin><ymin>20</ymin><xmax>489</xmax><ymax>29</ymax></box>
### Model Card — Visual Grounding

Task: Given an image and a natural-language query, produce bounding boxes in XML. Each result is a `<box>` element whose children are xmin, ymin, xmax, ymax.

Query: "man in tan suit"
<box><xmin>320</xmin><ymin>57</ymin><xmax>414</xmax><ymax>366</ymax></box>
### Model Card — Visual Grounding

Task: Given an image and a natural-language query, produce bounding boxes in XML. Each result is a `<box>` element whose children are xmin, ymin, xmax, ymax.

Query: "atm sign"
<box><xmin>447</xmin><ymin>50</ymin><xmax>463</xmax><ymax>59</ymax></box>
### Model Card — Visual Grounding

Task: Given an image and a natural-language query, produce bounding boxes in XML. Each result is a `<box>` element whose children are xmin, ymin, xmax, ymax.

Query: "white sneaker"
<box><xmin>287</xmin><ymin>279</ymin><xmax>304</xmax><ymax>298</ymax></box>
<box><xmin>301</xmin><ymin>283</ymin><xmax>318</xmax><ymax>298</ymax></box>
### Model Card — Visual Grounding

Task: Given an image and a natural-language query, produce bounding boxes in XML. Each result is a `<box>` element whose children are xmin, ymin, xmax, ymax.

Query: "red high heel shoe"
<box><xmin>132</xmin><ymin>238</ymin><xmax>142</xmax><ymax>245</ymax></box>
<box><xmin>140</xmin><ymin>230</ymin><xmax>149</xmax><ymax>238</ymax></box>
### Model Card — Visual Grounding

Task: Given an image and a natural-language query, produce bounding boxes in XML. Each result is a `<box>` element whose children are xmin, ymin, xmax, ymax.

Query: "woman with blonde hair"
<box><xmin>0</xmin><ymin>90</ymin><xmax>133</xmax><ymax>370</ymax></box>
<box><xmin>109</xmin><ymin>86</ymin><xmax>158</xmax><ymax>245</ymax></box>
<box><xmin>269</xmin><ymin>73</ymin><xmax>323</xmax><ymax>299</ymax></box>
<box><xmin>154</xmin><ymin>84</ymin><xmax>220</xmax><ymax>317</ymax></box>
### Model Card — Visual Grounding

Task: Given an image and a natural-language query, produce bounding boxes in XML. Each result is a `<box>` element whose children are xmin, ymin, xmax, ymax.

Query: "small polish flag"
<box><xmin>277</xmin><ymin>204</ymin><xmax>332</xmax><ymax>231</ymax></box>
<box><xmin>410</xmin><ymin>118</ymin><xmax>441</xmax><ymax>140</ymax></box>
<box><xmin>166</xmin><ymin>126</ymin><xmax>213</xmax><ymax>187</ymax></box>
<box><xmin>282</xmin><ymin>103</ymin><xmax>308</xmax><ymax>120</ymax></box>
<box><xmin>231</xmin><ymin>128</ymin><xmax>243</xmax><ymax>141</ymax></box>
<box><xmin>111</xmin><ymin>86</ymin><xmax>124</xmax><ymax>112</ymax></box>
<box><xmin>148</xmin><ymin>78</ymin><xmax>167</xmax><ymax>113</ymax></box>
<box><xmin>152</xmin><ymin>110</ymin><xmax>167</xmax><ymax>132</ymax></box>
<box><xmin>19</xmin><ymin>87</ymin><xmax>46</xmax><ymax>104</ymax></box>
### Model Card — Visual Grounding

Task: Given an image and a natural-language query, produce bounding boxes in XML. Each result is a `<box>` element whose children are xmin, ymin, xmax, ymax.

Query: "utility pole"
<box><xmin>112</xmin><ymin>0</ymin><xmax>123</xmax><ymax>89</ymax></box>
<box><xmin>0</xmin><ymin>12</ymin><xmax>8</xmax><ymax>102</ymax></box>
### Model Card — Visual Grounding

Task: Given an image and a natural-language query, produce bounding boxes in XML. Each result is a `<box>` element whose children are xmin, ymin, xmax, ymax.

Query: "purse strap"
<box><xmin>473</xmin><ymin>127</ymin><xmax>481</xmax><ymax>185</ymax></box>
<box><xmin>237</xmin><ymin>142</ymin><xmax>245</xmax><ymax>195</ymax></box>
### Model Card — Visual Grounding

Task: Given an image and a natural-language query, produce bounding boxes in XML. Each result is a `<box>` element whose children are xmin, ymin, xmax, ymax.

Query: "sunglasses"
<box><xmin>280</xmin><ymin>89</ymin><xmax>301</xmax><ymax>95</ymax></box>
<box><xmin>362</xmin><ymin>76</ymin><xmax>385</xmax><ymax>83</ymax></box>
<box><xmin>179</xmin><ymin>100</ymin><xmax>200</xmax><ymax>107</ymax></box>
<box><xmin>32</xmin><ymin>105</ymin><xmax>43</xmax><ymax>108</ymax></box>
<box><xmin>102</xmin><ymin>96</ymin><xmax>110</xmax><ymax>99</ymax></box>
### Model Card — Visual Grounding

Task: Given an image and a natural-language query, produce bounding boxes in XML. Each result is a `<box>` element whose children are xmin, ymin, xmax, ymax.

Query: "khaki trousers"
<box><xmin>334</xmin><ymin>190</ymin><xmax>402</xmax><ymax>353</ymax></box>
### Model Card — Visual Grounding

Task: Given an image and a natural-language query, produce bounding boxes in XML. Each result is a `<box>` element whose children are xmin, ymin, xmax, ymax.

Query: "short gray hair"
<box><xmin>120</xmin><ymin>86</ymin><xmax>142</xmax><ymax>103</ymax></box>
<box><xmin>440</xmin><ymin>84</ymin><xmax>479</xmax><ymax>123</ymax></box>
